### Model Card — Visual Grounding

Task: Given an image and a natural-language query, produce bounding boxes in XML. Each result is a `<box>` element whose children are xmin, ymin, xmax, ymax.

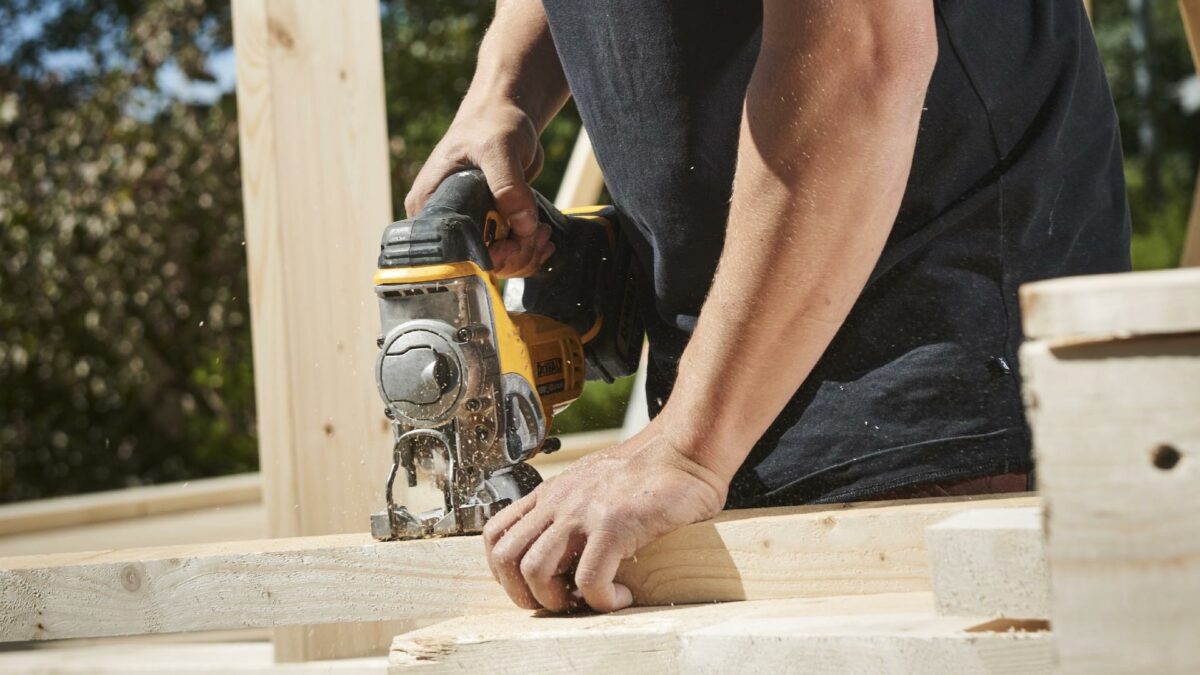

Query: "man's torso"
<box><xmin>541</xmin><ymin>0</ymin><xmax>1131</xmax><ymax>506</ymax></box>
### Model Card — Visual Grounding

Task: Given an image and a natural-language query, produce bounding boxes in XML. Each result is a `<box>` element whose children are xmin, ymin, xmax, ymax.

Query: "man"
<box><xmin>405</xmin><ymin>0</ymin><xmax>1130</xmax><ymax>614</ymax></box>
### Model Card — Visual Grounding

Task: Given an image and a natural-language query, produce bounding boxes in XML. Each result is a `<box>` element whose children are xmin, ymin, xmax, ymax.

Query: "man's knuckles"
<box><xmin>488</xmin><ymin>536</ymin><xmax>527</xmax><ymax>572</ymax></box>
<box><xmin>518</xmin><ymin>548</ymin><xmax>557</xmax><ymax>582</ymax></box>
<box><xmin>481</xmin><ymin>521</ymin><xmax>506</xmax><ymax>550</ymax></box>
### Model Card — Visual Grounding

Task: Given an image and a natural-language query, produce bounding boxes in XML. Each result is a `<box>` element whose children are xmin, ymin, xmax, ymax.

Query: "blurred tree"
<box><xmin>1092</xmin><ymin>0</ymin><xmax>1200</xmax><ymax>269</ymax></box>
<box><xmin>0</xmin><ymin>0</ymin><xmax>254</xmax><ymax>502</ymax></box>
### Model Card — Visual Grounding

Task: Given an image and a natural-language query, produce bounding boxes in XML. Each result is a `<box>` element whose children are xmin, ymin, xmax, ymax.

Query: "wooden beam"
<box><xmin>232</xmin><ymin>0</ymin><xmax>399</xmax><ymax>661</ymax></box>
<box><xmin>389</xmin><ymin>593</ymin><xmax>1053</xmax><ymax>674</ymax></box>
<box><xmin>1181</xmin><ymin>0</ymin><xmax>1200</xmax><ymax>267</ymax></box>
<box><xmin>0</xmin><ymin>642</ymin><xmax>386</xmax><ymax>674</ymax></box>
<box><xmin>553</xmin><ymin>129</ymin><xmax>605</xmax><ymax>209</ymax></box>
<box><xmin>682</xmin><ymin>617</ymin><xmax>1052</xmax><ymax>675</ymax></box>
<box><xmin>1182</xmin><ymin>168</ymin><xmax>1200</xmax><ymax>268</ymax></box>
<box><xmin>1021</xmin><ymin>271</ymin><xmax>1200</xmax><ymax>673</ymax></box>
<box><xmin>1018</xmin><ymin>268</ymin><xmax>1200</xmax><ymax>343</ymax></box>
<box><xmin>0</xmin><ymin>495</ymin><xmax>1036</xmax><ymax>642</ymax></box>
<box><xmin>0</xmin><ymin>502</ymin><xmax>264</xmax><ymax>558</ymax></box>
<box><xmin>0</xmin><ymin>474</ymin><xmax>259</xmax><ymax>538</ymax></box>
<box><xmin>926</xmin><ymin>507</ymin><xmax>1048</xmax><ymax>619</ymax></box>
<box><xmin>1182</xmin><ymin>0</ymin><xmax>1200</xmax><ymax>76</ymax></box>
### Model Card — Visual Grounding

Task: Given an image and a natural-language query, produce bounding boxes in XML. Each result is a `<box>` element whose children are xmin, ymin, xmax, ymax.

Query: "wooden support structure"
<box><xmin>0</xmin><ymin>474</ymin><xmax>259</xmax><ymax>539</ymax></box>
<box><xmin>0</xmin><ymin>495</ymin><xmax>1035</xmax><ymax>643</ymax></box>
<box><xmin>553</xmin><ymin>129</ymin><xmax>605</xmax><ymax>210</ymax></box>
<box><xmin>1021</xmin><ymin>268</ymin><xmax>1200</xmax><ymax>673</ymax></box>
<box><xmin>232</xmin><ymin>0</ymin><xmax>400</xmax><ymax>661</ymax></box>
<box><xmin>1180</xmin><ymin>0</ymin><xmax>1200</xmax><ymax>267</ymax></box>
<box><xmin>926</xmin><ymin>507</ymin><xmax>1048</xmax><ymax>619</ymax></box>
<box><xmin>0</xmin><ymin>642</ymin><xmax>387</xmax><ymax>674</ymax></box>
<box><xmin>389</xmin><ymin>593</ymin><xmax>1053</xmax><ymax>674</ymax></box>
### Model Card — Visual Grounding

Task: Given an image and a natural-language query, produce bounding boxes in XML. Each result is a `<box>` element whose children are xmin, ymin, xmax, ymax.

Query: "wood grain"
<box><xmin>1018</xmin><ymin>268</ymin><xmax>1200</xmax><ymax>342</ymax></box>
<box><xmin>388</xmin><ymin>593</ymin><xmax>1053</xmax><ymax>674</ymax></box>
<box><xmin>1178</xmin><ymin>0</ymin><xmax>1200</xmax><ymax>267</ymax></box>
<box><xmin>0</xmin><ymin>496</ymin><xmax>1035</xmax><ymax>643</ymax></box>
<box><xmin>926</xmin><ymin>507</ymin><xmax>1048</xmax><ymax>619</ymax></box>
<box><xmin>0</xmin><ymin>642</ymin><xmax>386</xmax><ymax>674</ymax></box>
<box><xmin>232</xmin><ymin>0</ymin><xmax>401</xmax><ymax>661</ymax></box>
<box><xmin>0</xmin><ymin>474</ymin><xmax>259</xmax><ymax>538</ymax></box>
<box><xmin>1022</xmin><ymin>270</ymin><xmax>1200</xmax><ymax>673</ymax></box>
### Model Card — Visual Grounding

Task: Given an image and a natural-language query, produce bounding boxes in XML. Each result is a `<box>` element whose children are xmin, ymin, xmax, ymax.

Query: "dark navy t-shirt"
<box><xmin>541</xmin><ymin>0</ymin><xmax>1131</xmax><ymax>507</ymax></box>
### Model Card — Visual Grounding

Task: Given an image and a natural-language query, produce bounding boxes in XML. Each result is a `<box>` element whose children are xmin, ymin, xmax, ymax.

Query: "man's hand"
<box><xmin>402</xmin><ymin>0</ymin><xmax>569</xmax><ymax>278</ymax></box>
<box><xmin>403</xmin><ymin>101</ymin><xmax>554</xmax><ymax>278</ymax></box>
<box><xmin>482</xmin><ymin>421</ymin><xmax>726</xmax><ymax>613</ymax></box>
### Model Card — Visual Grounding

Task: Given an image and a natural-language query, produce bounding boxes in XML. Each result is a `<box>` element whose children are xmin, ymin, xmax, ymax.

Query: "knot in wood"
<box><xmin>120</xmin><ymin>564</ymin><xmax>143</xmax><ymax>593</ymax></box>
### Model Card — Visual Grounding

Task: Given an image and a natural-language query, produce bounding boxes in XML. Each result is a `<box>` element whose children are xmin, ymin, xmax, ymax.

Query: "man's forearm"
<box><xmin>660</xmin><ymin>2</ymin><xmax>939</xmax><ymax>484</ymax></box>
<box><xmin>467</xmin><ymin>0</ymin><xmax>570</xmax><ymax>130</ymax></box>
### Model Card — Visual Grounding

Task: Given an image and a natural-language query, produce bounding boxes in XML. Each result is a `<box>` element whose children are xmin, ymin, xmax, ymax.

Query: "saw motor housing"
<box><xmin>371</xmin><ymin>170</ymin><xmax>643</xmax><ymax>540</ymax></box>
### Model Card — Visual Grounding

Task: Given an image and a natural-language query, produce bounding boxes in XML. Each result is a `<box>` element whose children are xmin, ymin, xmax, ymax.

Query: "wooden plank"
<box><xmin>682</xmin><ymin>615</ymin><xmax>1052</xmax><ymax>675</ymax></box>
<box><xmin>1182</xmin><ymin>170</ymin><xmax>1200</xmax><ymax>268</ymax></box>
<box><xmin>0</xmin><ymin>642</ymin><xmax>386</xmax><ymax>674</ymax></box>
<box><xmin>0</xmin><ymin>502</ymin><xmax>264</xmax><ymax>558</ymax></box>
<box><xmin>0</xmin><ymin>474</ymin><xmax>260</xmax><ymax>538</ymax></box>
<box><xmin>553</xmin><ymin>129</ymin><xmax>605</xmax><ymax>209</ymax></box>
<box><xmin>1183</xmin><ymin>0</ymin><xmax>1200</xmax><ymax>72</ymax></box>
<box><xmin>1018</xmin><ymin>268</ymin><xmax>1200</xmax><ymax>342</ymax></box>
<box><xmin>1022</xmin><ymin>270</ymin><xmax>1200</xmax><ymax>673</ymax></box>
<box><xmin>617</xmin><ymin>494</ymin><xmax>1036</xmax><ymax>608</ymax></box>
<box><xmin>388</xmin><ymin>593</ymin><xmax>1053</xmax><ymax>674</ymax></box>
<box><xmin>1180</xmin><ymin>0</ymin><xmax>1200</xmax><ymax>267</ymax></box>
<box><xmin>0</xmin><ymin>495</ymin><xmax>1036</xmax><ymax>642</ymax></box>
<box><xmin>232</xmin><ymin>0</ymin><xmax>399</xmax><ymax>661</ymax></box>
<box><xmin>926</xmin><ymin>507</ymin><xmax>1048</xmax><ymax>619</ymax></box>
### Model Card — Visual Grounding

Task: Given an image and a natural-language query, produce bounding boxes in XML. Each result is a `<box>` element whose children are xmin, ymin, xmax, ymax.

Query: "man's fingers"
<box><xmin>495</xmin><ymin>223</ymin><xmax>554</xmax><ymax>278</ymax></box>
<box><xmin>489</xmin><ymin>238</ymin><xmax>521</xmax><ymax>271</ymax></box>
<box><xmin>574</xmin><ymin>530</ymin><xmax>634</xmax><ymax>613</ymax></box>
<box><xmin>488</xmin><ymin>509</ymin><xmax>553</xmax><ymax>610</ymax></box>
<box><xmin>519</xmin><ymin>523</ymin><xmax>585</xmax><ymax>613</ymax></box>
<box><xmin>479</xmin><ymin>151</ymin><xmax>538</xmax><ymax>237</ymax></box>
<box><xmin>404</xmin><ymin>156</ymin><xmax>462</xmax><ymax>217</ymax></box>
<box><xmin>482</xmin><ymin>492</ymin><xmax>538</xmax><ymax>554</ymax></box>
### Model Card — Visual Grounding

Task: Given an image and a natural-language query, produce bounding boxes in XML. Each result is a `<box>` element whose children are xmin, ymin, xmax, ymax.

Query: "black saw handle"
<box><xmin>377</xmin><ymin>169</ymin><xmax>644</xmax><ymax>381</ymax></box>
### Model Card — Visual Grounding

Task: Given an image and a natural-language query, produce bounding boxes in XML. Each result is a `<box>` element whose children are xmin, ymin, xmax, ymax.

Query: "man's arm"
<box><xmin>405</xmin><ymin>0</ymin><xmax>568</xmax><ymax>276</ymax></box>
<box><xmin>483</xmin><ymin>0</ymin><xmax>938</xmax><ymax>613</ymax></box>
<box><xmin>660</xmin><ymin>1</ymin><xmax>939</xmax><ymax>480</ymax></box>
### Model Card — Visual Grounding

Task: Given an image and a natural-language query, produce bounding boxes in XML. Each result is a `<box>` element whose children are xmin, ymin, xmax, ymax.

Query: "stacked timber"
<box><xmin>1021</xmin><ymin>268</ymin><xmax>1200</xmax><ymax>674</ymax></box>
<box><xmin>2</xmin><ymin>268</ymin><xmax>1197</xmax><ymax>673</ymax></box>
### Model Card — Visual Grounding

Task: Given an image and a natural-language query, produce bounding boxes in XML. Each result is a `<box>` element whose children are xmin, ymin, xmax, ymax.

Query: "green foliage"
<box><xmin>1092</xmin><ymin>0</ymin><xmax>1199</xmax><ymax>269</ymax></box>
<box><xmin>551</xmin><ymin>376</ymin><xmax>636</xmax><ymax>435</ymax></box>
<box><xmin>0</xmin><ymin>0</ymin><xmax>254</xmax><ymax>502</ymax></box>
<box><xmin>1126</xmin><ymin>154</ymin><xmax>1195</xmax><ymax>270</ymax></box>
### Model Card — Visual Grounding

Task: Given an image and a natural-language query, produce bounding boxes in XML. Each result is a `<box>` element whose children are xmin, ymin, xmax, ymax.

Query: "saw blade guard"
<box><xmin>370</xmin><ymin>170</ymin><xmax>590</xmax><ymax>539</ymax></box>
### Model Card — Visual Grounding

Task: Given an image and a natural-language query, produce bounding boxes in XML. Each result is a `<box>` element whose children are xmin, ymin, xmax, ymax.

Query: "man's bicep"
<box><xmin>759</xmin><ymin>0</ymin><xmax>937</xmax><ymax>73</ymax></box>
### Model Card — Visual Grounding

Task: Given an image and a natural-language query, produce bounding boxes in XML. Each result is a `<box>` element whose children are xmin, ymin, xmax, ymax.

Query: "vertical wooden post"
<box><xmin>1021</xmin><ymin>270</ymin><xmax>1200</xmax><ymax>673</ymax></box>
<box><xmin>553</xmin><ymin>129</ymin><xmax>606</xmax><ymax>210</ymax></box>
<box><xmin>1179</xmin><ymin>0</ymin><xmax>1200</xmax><ymax>267</ymax></box>
<box><xmin>232</xmin><ymin>0</ymin><xmax>407</xmax><ymax>661</ymax></box>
